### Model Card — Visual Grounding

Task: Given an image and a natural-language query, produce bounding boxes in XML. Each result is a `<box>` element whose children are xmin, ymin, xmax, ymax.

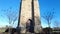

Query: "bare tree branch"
<box><xmin>42</xmin><ymin>8</ymin><xmax>55</xmax><ymax>28</ymax></box>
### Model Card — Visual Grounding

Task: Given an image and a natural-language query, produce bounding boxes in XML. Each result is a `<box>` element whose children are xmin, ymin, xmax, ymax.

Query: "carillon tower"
<box><xmin>19</xmin><ymin>0</ymin><xmax>42</xmax><ymax>33</ymax></box>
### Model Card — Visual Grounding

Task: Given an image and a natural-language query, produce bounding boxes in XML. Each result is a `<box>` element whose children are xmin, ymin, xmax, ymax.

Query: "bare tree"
<box><xmin>6</xmin><ymin>7</ymin><xmax>18</xmax><ymax>27</ymax></box>
<box><xmin>2</xmin><ymin>7</ymin><xmax>18</xmax><ymax>34</ymax></box>
<box><xmin>42</xmin><ymin>8</ymin><xmax>55</xmax><ymax>28</ymax></box>
<box><xmin>42</xmin><ymin>9</ymin><xmax>55</xmax><ymax>34</ymax></box>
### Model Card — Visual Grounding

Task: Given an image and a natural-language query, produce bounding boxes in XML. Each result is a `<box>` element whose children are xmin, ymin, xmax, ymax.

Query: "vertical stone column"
<box><xmin>34</xmin><ymin>0</ymin><xmax>42</xmax><ymax>33</ymax></box>
<box><xmin>19</xmin><ymin>0</ymin><xmax>42</xmax><ymax>33</ymax></box>
<box><xmin>20</xmin><ymin>0</ymin><xmax>32</xmax><ymax>33</ymax></box>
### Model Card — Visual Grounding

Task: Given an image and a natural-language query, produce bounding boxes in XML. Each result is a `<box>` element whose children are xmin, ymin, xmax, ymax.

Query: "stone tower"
<box><xmin>19</xmin><ymin>0</ymin><xmax>42</xmax><ymax>33</ymax></box>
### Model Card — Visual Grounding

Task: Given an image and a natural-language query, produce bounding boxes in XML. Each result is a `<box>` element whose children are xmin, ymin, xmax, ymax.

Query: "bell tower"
<box><xmin>19</xmin><ymin>0</ymin><xmax>42</xmax><ymax>33</ymax></box>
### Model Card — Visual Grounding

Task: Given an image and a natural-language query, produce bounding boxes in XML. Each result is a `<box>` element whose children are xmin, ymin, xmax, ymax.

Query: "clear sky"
<box><xmin>0</xmin><ymin>0</ymin><xmax>60</xmax><ymax>28</ymax></box>
<box><xmin>0</xmin><ymin>0</ymin><xmax>20</xmax><ymax>28</ymax></box>
<box><xmin>39</xmin><ymin>0</ymin><xmax>60</xmax><ymax>28</ymax></box>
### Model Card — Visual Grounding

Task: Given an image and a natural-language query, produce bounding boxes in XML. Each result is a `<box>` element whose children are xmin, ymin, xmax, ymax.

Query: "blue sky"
<box><xmin>0</xmin><ymin>0</ymin><xmax>60</xmax><ymax>28</ymax></box>
<box><xmin>0</xmin><ymin>0</ymin><xmax>20</xmax><ymax>27</ymax></box>
<box><xmin>39</xmin><ymin>0</ymin><xmax>60</xmax><ymax>28</ymax></box>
